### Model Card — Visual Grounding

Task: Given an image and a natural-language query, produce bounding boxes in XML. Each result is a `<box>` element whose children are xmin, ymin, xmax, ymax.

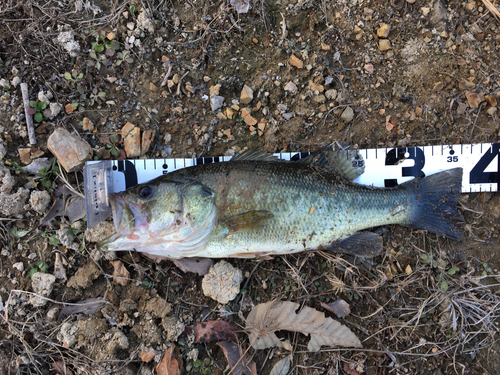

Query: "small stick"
<box><xmin>161</xmin><ymin>64</ymin><xmax>172</xmax><ymax>87</ymax></box>
<box><xmin>176</xmin><ymin>70</ymin><xmax>190</xmax><ymax>96</ymax></box>
<box><xmin>20</xmin><ymin>83</ymin><xmax>36</xmax><ymax>145</ymax></box>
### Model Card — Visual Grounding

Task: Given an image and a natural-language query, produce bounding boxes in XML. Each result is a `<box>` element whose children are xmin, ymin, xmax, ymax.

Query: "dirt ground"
<box><xmin>1</xmin><ymin>0</ymin><xmax>500</xmax><ymax>374</ymax></box>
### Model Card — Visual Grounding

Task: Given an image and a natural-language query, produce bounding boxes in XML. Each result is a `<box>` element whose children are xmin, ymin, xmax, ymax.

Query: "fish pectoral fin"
<box><xmin>326</xmin><ymin>232</ymin><xmax>382</xmax><ymax>258</ymax></box>
<box><xmin>222</xmin><ymin>210</ymin><xmax>274</xmax><ymax>234</ymax></box>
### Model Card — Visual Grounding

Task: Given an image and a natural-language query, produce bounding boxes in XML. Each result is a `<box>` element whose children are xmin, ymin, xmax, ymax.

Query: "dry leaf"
<box><xmin>110</xmin><ymin>260</ymin><xmax>130</xmax><ymax>286</ymax></box>
<box><xmin>51</xmin><ymin>360</ymin><xmax>73</xmax><ymax>375</ymax></box>
<box><xmin>245</xmin><ymin>300</ymin><xmax>362</xmax><ymax>352</ymax></box>
<box><xmin>320</xmin><ymin>299</ymin><xmax>351</xmax><ymax>318</ymax></box>
<box><xmin>58</xmin><ymin>298</ymin><xmax>110</xmax><ymax>322</ymax></box>
<box><xmin>184</xmin><ymin>320</ymin><xmax>238</xmax><ymax>343</ymax></box>
<box><xmin>217</xmin><ymin>341</ymin><xmax>257</xmax><ymax>375</ymax></box>
<box><xmin>40</xmin><ymin>186</ymin><xmax>85</xmax><ymax>226</ymax></box>
<box><xmin>156</xmin><ymin>346</ymin><xmax>184</xmax><ymax>375</ymax></box>
<box><xmin>269</xmin><ymin>355</ymin><xmax>292</xmax><ymax>375</ymax></box>
<box><xmin>54</xmin><ymin>253</ymin><xmax>67</xmax><ymax>281</ymax></box>
<box><xmin>140</xmin><ymin>347</ymin><xmax>155</xmax><ymax>363</ymax></box>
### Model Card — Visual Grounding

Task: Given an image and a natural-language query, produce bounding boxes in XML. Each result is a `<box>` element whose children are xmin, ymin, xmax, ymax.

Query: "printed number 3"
<box><xmin>447</xmin><ymin>156</ymin><xmax>458</xmax><ymax>162</ymax></box>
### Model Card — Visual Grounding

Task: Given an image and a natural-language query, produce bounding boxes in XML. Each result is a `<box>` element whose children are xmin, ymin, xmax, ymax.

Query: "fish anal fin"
<box><xmin>323</xmin><ymin>232</ymin><xmax>382</xmax><ymax>258</ymax></box>
<box><xmin>299</xmin><ymin>141</ymin><xmax>365</xmax><ymax>182</ymax></box>
<box><xmin>222</xmin><ymin>210</ymin><xmax>274</xmax><ymax>234</ymax></box>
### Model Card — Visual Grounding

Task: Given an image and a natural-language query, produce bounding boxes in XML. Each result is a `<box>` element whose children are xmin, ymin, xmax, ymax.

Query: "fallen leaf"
<box><xmin>54</xmin><ymin>253</ymin><xmax>67</xmax><ymax>281</ymax></box>
<box><xmin>40</xmin><ymin>186</ymin><xmax>86</xmax><ymax>226</ymax></box>
<box><xmin>320</xmin><ymin>299</ymin><xmax>351</xmax><ymax>318</ymax></box>
<box><xmin>269</xmin><ymin>355</ymin><xmax>292</xmax><ymax>375</ymax></box>
<box><xmin>343</xmin><ymin>362</ymin><xmax>359</xmax><ymax>375</ymax></box>
<box><xmin>140</xmin><ymin>347</ymin><xmax>155</xmax><ymax>363</ymax></box>
<box><xmin>184</xmin><ymin>320</ymin><xmax>238</xmax><ymax>343</ymax></box>
<box><xmin>59</xmin><ymin>298</ymin><xmax>110</xmax><ymax>321</ymax></box>
<box><xmin>156</xmin><ymin>346</ymin><xmax>184</xmax><ymax>375</ymax></box>
<box><xmin>51</xmin><ymin>360</ymin><xmax>73</xmax><ymax>375</ymax></box>
<box><xmin>110</xmin><ymin>260</ymin><xmax>130</xmax><ymax>286</ymax></box>
<box><xmin>245</xmin><ymin>300</ymin><xmax>362</xmax><ymax>352</ymax></box>
<box><xmin>217</xmin><ymin>341</ymin><xmax>257</xmax><ymax>375</ymax></box>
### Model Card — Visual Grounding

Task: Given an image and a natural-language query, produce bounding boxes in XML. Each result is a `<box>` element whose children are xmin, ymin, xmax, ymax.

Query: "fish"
<box><xmin>99</xmin><ymin>143</ymin><xmax>464</xmax><ymax>259</ymax></box>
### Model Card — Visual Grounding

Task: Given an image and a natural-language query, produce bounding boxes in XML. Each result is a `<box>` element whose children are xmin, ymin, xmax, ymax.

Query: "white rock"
<box><xmin>11</xmin><ymin>76</ymin><xmax>21</xmax><ymax>87</ymax></box>
<box><xmin>210</xmin><ymin>95</ymin><xmax>225</xmax><ymax>112</ymax></box>
<box><xmin>57</xmin><ymin>322</ymin><xmax>78</xmax><ymax>346</ymax></box>
<box><xmin>30</xmin><ymin>272</ymin><xmax>56</xmax><ymax>306</ymax></box>
<box><xmin>29</xmin><ymin>190</ymin><xmax>51</xmax><ymax>214</ymax></box>
<box><xmin>0</xmin><ymin>79</ymin><xmax>8</xmax><ymax>87</ymax></box>
<box><xmin>202</xmin><ymin>261</ymin><xmax>242</xmax><ymax>304</ymax></box>
<box><xmin>341</xmin><ymin>106</ymin><xmax>354</xmax><ymax>123</ymax></box>
<box><xmin>49</xmin><ymin>102</ymin><xmax>63</xmax><ymax>118</ymax></box>
<box><xmin>325</xmin><ymin>89</ymin><xmax>338</xmax><ymax>100</ymax></box>
<box><xmin>23</xmin><ymin>158</ymin><xmax>52</xmax><ymax>174</ymax></box>
<box><xmin>13</xmin><ymin>262</ymin><xmax>24</xmax><ymax>272</ymax></box>
<box><xmin>284</xmin><ymin>81</ymin><xmax>298</xmax><ymax>93</ymax></box>
<box><xmin>55</xmin><ymin>31</ymin><xmax>81</xmax><ymax>57</ymax></box>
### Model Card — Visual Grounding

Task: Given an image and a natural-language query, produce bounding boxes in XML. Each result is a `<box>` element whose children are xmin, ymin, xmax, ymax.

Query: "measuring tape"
<box><xmin>83</xmin><ymin>142</ymin><xmax>500</xmax><ymax>228</ymax></box>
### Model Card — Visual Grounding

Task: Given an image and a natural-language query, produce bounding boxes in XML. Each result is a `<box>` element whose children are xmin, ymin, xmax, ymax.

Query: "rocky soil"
<box><xmin>1</xmin><ymin>0</ymin><xmax>500</xmax><ymax>374</ymax></box>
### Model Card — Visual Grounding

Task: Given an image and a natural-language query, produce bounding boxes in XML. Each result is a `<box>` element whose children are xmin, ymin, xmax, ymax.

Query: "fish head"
<box><xmin>99</xmin><ymin>177</ymin><xmax>217</xmax><ymax>254</ymax></box>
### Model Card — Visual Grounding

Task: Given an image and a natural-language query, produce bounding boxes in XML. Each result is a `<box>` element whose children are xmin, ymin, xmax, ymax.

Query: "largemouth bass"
<box><xmin>100</xmin><ymin>145</ymin><xmax>463</xmax><ymax>258</ymax></box>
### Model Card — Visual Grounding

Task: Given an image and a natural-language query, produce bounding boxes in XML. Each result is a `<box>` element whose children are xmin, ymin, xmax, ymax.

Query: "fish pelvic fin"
<box><xmin>403</xmin><ymin>168</ymin><xmax>464</xmax><ymax>240</ymax></box>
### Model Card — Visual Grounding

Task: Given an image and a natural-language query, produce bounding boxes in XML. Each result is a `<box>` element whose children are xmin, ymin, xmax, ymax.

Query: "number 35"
<box><xmin>447</xmin><ymin>156</ymin><xmax>458</xmax><ymax>162</ymax></box>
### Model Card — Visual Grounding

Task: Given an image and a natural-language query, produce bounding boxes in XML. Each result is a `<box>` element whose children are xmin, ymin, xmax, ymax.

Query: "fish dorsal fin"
<box><xmin>222</xmin><ymin>210</ymin><xmax>274</xmax><ymax>234</ymax></box>
<box><xmin>231</xmin><ymin>150</ymin><xmax>279</xmax><ymax>162</ymax></box>
<box><xmin>299</xmin><ymin>141</ymin><xmax>365</xmax><ymax>182</ymax></box>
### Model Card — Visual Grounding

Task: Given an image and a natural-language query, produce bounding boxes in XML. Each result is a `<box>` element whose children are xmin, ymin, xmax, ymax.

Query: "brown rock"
<box><xmin>225</xmin><ymin>108</ymin><xmax>235</xmax><ymax>119</ymax></box>
<box><xmin>210</xmin><ymin>84</ymin><xmax>221</xmax><ymax>96</ymax></box>
<box><xmin>67</xmin><ymin>261</ymin><xmax>101</xmax><ymax>289</ymax></box>
<box><xmin>465</xmin><ymin>91</ymin><xmax>482</xmax><ymax>108</ymax></box>
<box><xmin>289</xmin><ymin>54</ymin><xmax>303</xmax><ymax>69</ymax></box>
<box><xmin>167</xmin><ymin>80</ymin><xmax>175</xmax><ymax>88</ymax></box>
<box><xmin>241</xmin><ymin>108</ymin><xmax>258</xmax><ymax>126</ymax></box>
<box><xmin>485</xmin><ymin>95</ymin><xmax>498</xmax><ymax>107</ymax></box>
<box><xmin>284</xmin><ymin>81</ymin><xmax>298</xmax><ymax>93</ymax></box>
<box><xmin>252</xmin><ymin>38</ymin><xmax>258</xmax><ymax>44</ymax></box>
<box><xmin>415</xmin><ymin>107</ymin><xmax>423</xmax><ymax>116</ymax></box>
<box><xmin>19</xmin><ymin>148</ymin><xmax>31</xmax><ymax>164</ymax></box>
<box><xmin>257</xmin><ymin>119</ymin><xmax>266</xmax><ymax>132</ymax></box>
<box><xmin>185</xmin><ymin>84</ymin><xmax>195</xmax><ymax>94</ymax></box>
<box><xmin>149</xmin><ymin>82</ymin><xmax>158</xmax><ymax>92</ymax></box>
<box><xmin>240</xmin><ymin>84</ymin><xmax>253</xmax><ymax>104</ymax></box>
<box><xmin>30</xmin><ymin>148</ymin><xmax>44</xmax><ymax>159</ymax></box>
<box><xmin>47</xmin><ymin>128</ymin><xmax>92</xmax><ymax>173</ymax></box>
<box><xmin>321</xmin><ymin>43</ymin><xmax>331</xmax><ymax>50</ymax></box>
<box><xmin>111</xmin><ymin>260</ymin><xmax>130</xmax><ymax>286</ymax></box>
<box><xmin>379</xmin><ymin>39</ymin><xmax>391</xmax><ymax>51</ymax></box>
<box><xmin>141</xmin><ymin>129</ymin><xmax>156</xmax><ymax>155</ymax></box>
<box><xmin>82</xmin><ymin>117</ymin><xmax>94</xmax><ymax>131</ymax></box>
<box><xmin>433</xmin><ymin>82</ymin><xmax>444</xmax><ymax>92</ymax></box>
<box><xmin>65</xmin><ymin>103</ymin><xmax>76</xmax><ymax>113</ymax></box>
<box><xmin>377</xmin><ymin>23</ymin><xmax>390</xmax><ymax>38</ymax></box>
<box><xmin>487</xmin><ymin>107</ymin><xmax>497</xmax><ymax>116</ymax></box>
<box><xmin>309</xmin><ymin>82</ymin><xmax>324</xmax><ymax>92</ymax></box>
<box><xmin>172</xmin><ymin>74</ymin><xmax>179</xmax><ymax>84</ymax></box>
<box><xmin>144</xmin><ymin>296</ymin><xmax>172</xmax><ymax>319</ymax></box>
<box><xmin>141</xmin><ymin>348</ymin><xmax>156</xmax><ymax>363</ymax></box>
<box><xmin>122</xmin><ymin>123</ymin><xmax>141</xmax><ymax>158</ymax></box>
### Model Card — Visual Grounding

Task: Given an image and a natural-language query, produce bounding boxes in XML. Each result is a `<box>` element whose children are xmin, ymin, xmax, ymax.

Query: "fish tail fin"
<box><xmin>403</xmin><ymin>168</ymin><xmax>464</xmax><ymax>240</ymax></box>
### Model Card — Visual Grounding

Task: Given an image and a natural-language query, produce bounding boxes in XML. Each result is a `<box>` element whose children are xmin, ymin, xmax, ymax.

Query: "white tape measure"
<box><xmin>83</xmin><ymin>142</ymin><xmax>500</xmax><ymax>228</ymax></box>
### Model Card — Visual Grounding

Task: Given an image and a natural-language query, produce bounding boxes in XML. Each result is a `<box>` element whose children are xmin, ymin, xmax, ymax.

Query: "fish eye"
<box><xmin>138</xmin><ymin>186</ymin><xmax>152</xmax><ymax>199</ymax></box>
